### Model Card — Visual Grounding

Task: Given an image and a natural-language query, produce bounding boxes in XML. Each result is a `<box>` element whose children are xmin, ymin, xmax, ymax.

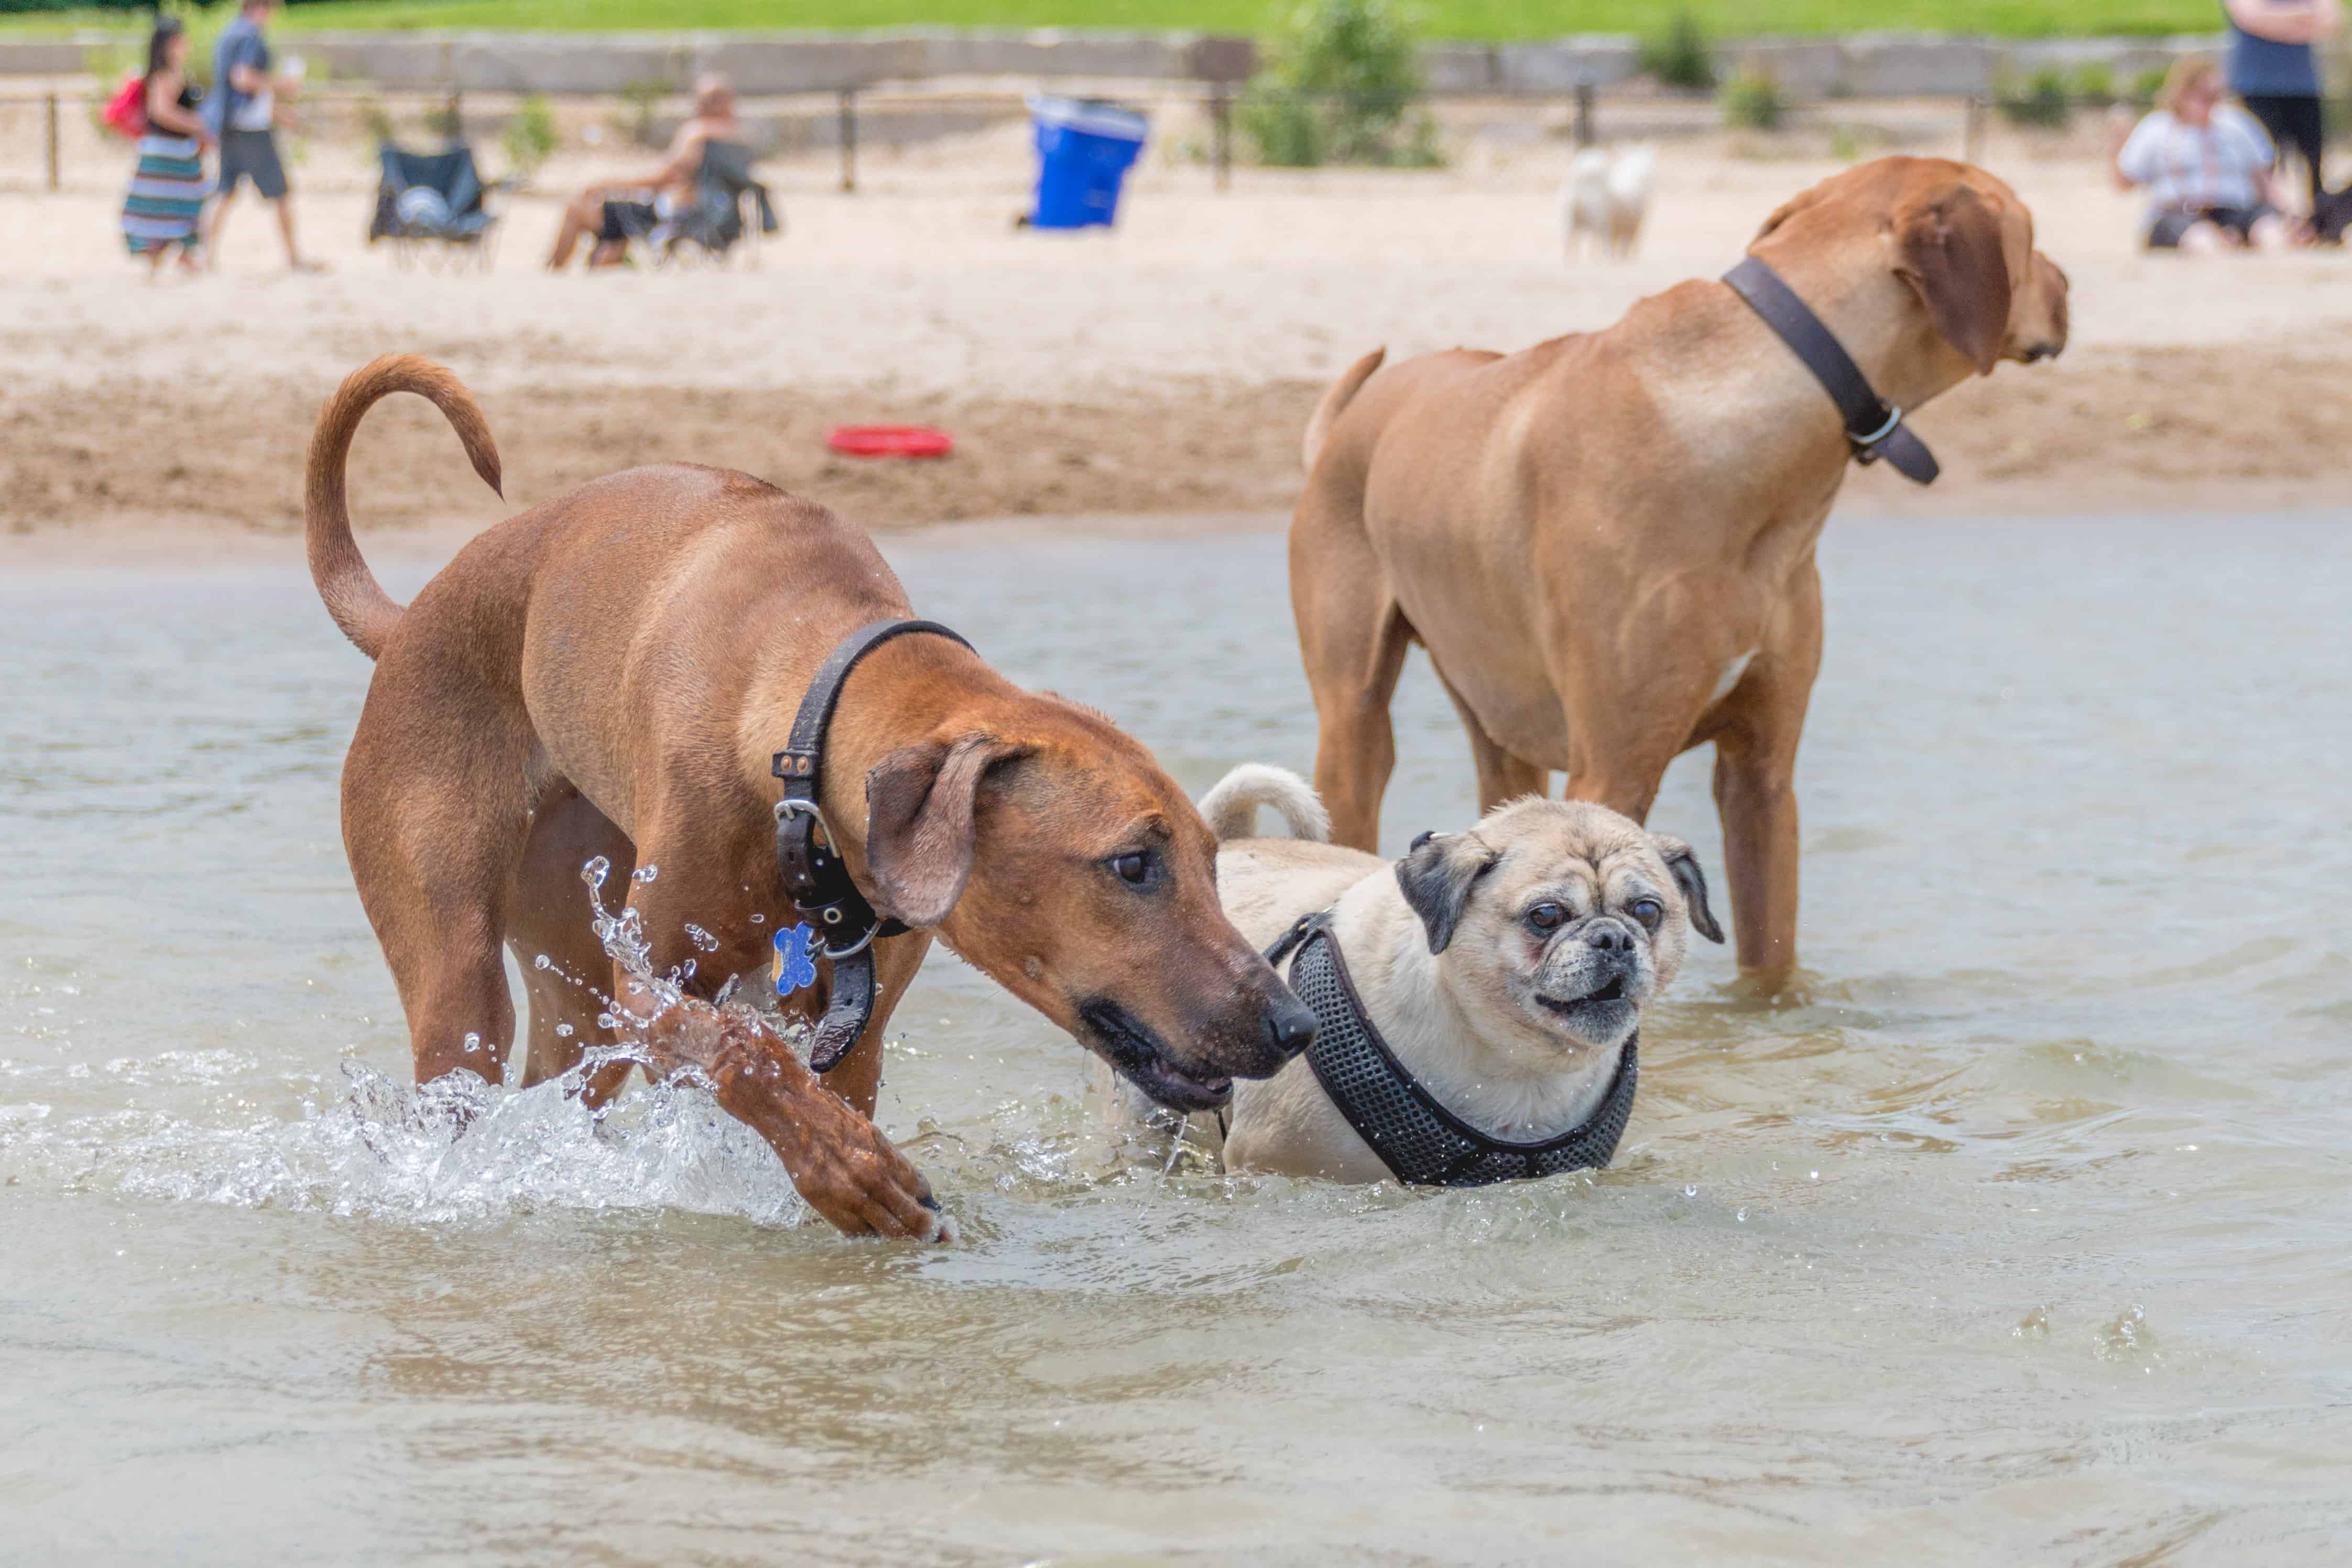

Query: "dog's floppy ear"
<box><xmin>1891</xmin><ymin>182</ymin><xmax>2012</xmax><ymax>376</ymax></box>
<box><xmin>1395</xmin><ymin>830</ymin><xmax>1500</xmax><ymax>955</ymax></box>
<box><xmin>864</xmin><ymin>733</ymin><xmax>1025</xmax><ymax>928</ymax></box>
<box><xmin>1649</xmin><ymin>834</ymin><xmax>1725</xmax><ymax>944</ymax></box>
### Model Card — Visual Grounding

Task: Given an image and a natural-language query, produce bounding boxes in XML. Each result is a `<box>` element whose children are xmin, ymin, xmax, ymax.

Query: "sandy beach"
<box><xmin>6</xmin><ymin>111</ymin><xmax>2351</xmax><ymax>552</ymax></box>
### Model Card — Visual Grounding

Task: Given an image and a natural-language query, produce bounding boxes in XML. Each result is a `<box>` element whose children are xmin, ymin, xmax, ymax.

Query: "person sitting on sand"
<box><xmin>546</xmin><ymin>74</ymin><xmax>745</xmax><ymax>269</ymax></box>
<box><xmin>119</xmin><ymin>15</ymin><xmax>213</xmax><ymax>277</ymax></box>
<box><xmin>2110</xmin><ymin>56</ymin><xmax>2297</xmax><ymax>253</ymax></box>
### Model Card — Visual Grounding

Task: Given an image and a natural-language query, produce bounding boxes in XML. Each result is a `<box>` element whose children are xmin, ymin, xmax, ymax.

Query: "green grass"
<box><xmin>0</xmin><ymin>0</ymin><xmax>2224</xmax><ymax>40</ymax></box>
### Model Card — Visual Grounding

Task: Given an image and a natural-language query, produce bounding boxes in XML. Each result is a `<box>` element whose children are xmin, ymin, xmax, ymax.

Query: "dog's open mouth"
<box><xmin>1078</xmin><ymin>998</ymin><xmax>1234</xmax><ymax>1113</ymax></box>
<box><xmin>1537</xmin><ymin>974</ymin><xmax>1630</xmax><ymax>1014</ymax></box>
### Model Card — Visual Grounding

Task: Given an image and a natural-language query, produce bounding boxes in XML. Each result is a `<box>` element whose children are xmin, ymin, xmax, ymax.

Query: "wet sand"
<box><xmin>7</xmin><ymin>126</ymin><xmax>2352</xmax><ymax>541</ymax></box>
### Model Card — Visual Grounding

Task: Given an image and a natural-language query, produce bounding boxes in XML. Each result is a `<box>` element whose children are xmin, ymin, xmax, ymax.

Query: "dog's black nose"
<box><xmin>1582</xmin><ymin>919</ymin><xmax>1634</xmax><ymax>954</ymax></box>
<box><xmin>1266</xmin><ymin>996</ymin><xmax>1319</xmax><ymax>1059</ymax></box>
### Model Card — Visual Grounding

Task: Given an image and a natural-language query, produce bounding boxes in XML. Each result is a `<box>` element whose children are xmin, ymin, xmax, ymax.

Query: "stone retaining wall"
<box><xmin>0</xmin><ymin>27</ymin><xmax>2225</xmax><ymax>96</ymax></box>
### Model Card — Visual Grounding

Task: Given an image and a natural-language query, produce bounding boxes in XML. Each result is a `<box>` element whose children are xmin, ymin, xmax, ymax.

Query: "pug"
<box><xmin>1106</xmin><ymin>764</ymin><xmax>1722</xmax><ymax>1184</ymax></box>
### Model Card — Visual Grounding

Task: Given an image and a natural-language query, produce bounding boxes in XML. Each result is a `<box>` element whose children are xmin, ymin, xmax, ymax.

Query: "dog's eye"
<box><xmin>1628</xmin><ymin>898</ymin><xmax>1664</xmax><ymax>930</ymax></box>
<box><xmin>1109</xmin><ymin>851</ymin><xmax>1154</xmax><ymax>887</ymax></box>
<box><xmin>1526</xmin><ymin>902</ymin><xmax>1566</xmax><ymax>932</ymax></box>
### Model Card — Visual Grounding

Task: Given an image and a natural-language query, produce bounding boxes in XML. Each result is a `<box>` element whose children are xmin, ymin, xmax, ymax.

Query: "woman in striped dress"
<box><xmin>121</xmin><ymin>17</ymin><xmax>214</xmax><ymax>275</ymax></box>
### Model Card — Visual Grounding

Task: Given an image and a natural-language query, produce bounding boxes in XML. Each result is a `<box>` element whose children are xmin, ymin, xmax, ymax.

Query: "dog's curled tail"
<box><xmin>1199</xmin><ymin>765</ymin><xmax>1332</xmax><ymax>844</ymax></box>
<box><xmin>1301</xmin><ymin>347</ymin><xmax>1385</xmax><ymax>474</ymax></box>
<box><xmin>306</xmin><ymin>355</ymin><xmax>503</xmax><ymax>661</ymax></box>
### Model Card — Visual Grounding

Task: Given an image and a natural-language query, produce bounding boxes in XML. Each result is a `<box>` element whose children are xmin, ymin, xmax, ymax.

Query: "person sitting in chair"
<box><xmin>2110</xmin><ymin>56</ymin><xmax>2297</xmax><ymax>253</ymax></box>
<box><xmin>546</xmin><ymin>74</ymin><xmax>744</xmax><ymax>270</ymax></box>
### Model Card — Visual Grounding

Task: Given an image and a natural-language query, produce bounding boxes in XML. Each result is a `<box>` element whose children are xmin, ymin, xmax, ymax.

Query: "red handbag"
<box><xmin>101</xmin><ymin>74</ymin><xmax>146</xmax><ymax>140</ymax></box>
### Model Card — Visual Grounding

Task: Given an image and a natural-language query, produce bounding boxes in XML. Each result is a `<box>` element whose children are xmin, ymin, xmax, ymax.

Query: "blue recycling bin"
<box><xmin>1028</xmin><ymin>96</ymin><xmax>1148</xmax><ymax>230</ymax></box>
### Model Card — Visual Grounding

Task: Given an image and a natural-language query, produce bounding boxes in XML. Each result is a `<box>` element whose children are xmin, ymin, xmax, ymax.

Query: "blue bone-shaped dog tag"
<box><xmin>774</xmin><ymin>922</ymin><xmax>820</xmax><ymax>996</ymax></box>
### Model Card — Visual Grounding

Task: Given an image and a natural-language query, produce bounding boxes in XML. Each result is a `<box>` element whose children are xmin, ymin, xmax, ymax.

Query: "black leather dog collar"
<box><xmin>772</xmin><ymin>617</ymin><xmax>972</xmax><ymax>1072</ymax></box>
<box><xmin>1264</xmin><ymin>912</ymin><xmax>1638</xmax><ymax>1188</ymax></box>
<box><xmin>1723</xmin><ymin>254</ymin><xmax>1940</xmax><ymax>485</ymax></box>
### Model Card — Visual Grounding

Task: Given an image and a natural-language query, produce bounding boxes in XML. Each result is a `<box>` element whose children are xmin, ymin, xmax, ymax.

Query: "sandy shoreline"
<box><xmin>7</xmin><ymin>128</ymin><xmax>2350</xmax><ymax>540</ymax></box>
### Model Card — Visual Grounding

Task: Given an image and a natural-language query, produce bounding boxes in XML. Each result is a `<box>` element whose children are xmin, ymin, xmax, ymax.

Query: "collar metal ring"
<box><xmin>1852</xmin><ymin>404</ymin><xmax>1903</xmax><ymax>447</ymax></box>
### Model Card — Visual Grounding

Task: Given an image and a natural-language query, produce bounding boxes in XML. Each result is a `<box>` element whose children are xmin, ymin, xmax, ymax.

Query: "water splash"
<box><xmin>51</xmin><ymin>1052</ymin><xmax>810</xmax><ymax>1229</ymax></box>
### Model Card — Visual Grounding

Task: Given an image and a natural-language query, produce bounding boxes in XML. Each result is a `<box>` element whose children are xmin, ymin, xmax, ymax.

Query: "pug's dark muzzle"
<box><xmin>1534</xmin><ymin>916</ymin><xmax>1646</xmax><ymax>1039</ymax></box>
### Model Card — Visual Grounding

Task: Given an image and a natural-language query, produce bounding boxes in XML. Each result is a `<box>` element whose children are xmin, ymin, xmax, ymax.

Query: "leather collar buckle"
<box><xmin>1848</xmin><ymin>401</ymin><xmax>1903</xmax><ymax>463</ymax></box>
<box><xmin>768</xmin><ymin>617</ymin><xmax>974</xmax><ymax>1072</ymax></box>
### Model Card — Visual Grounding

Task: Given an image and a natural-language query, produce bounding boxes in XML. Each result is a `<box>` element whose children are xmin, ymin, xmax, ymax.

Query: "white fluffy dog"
<box><xmin>1562</xmin><ymin>144</ymin><xmax>1654</xmax><ymax>260</ymax></box>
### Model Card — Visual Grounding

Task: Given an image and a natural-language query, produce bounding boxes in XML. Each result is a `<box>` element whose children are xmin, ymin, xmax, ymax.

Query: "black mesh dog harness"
<box><xmin>1724</xmin><ymin>254</ymin><xmax>1940</xmax><ymax>485</ymax></box>
<box><xmin>1264</xmin><ymin>912</ymin><xmax>1638</xmax><ymax>1188</ymax></box>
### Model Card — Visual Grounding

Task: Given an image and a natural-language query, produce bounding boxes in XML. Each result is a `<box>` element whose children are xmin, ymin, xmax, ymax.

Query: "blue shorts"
<box><xmin>218</xmin><ymin>129</ymin><xmax>288</xmax><ymax>201</ymax></box>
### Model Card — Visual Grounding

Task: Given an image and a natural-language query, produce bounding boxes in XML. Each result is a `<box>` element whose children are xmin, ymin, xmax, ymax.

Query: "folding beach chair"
<box><xmin>647</xmin><ymin>140</ymin><xmax>781</xmax><ymax>268</ymax></box>
<box><xmin>368</xmin><ymin>143</ymin><xmax>507</xmax><ymax>271</ymax></box>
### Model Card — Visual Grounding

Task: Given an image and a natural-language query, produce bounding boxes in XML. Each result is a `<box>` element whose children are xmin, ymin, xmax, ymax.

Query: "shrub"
<box><xmin>620</xmin><ymin>77</ymin><xmax>670</xmax><ymax>148</ymax></box>
<box><xmin>2070</xmin><ymin>62</ymin><xmax>2116</xmax><ymax>107</ymax></box>
<box><xmin>1244</xmin><ymin>93</ymin><xmax>1323</xmax><ymax>166</ymax></box>
<box><xmin>353</xmin><ymin>94</ymin><xmax>397</xmax><ymax>146</ymax></box>
<box><xmin>1996</xmin><ymin>68</ymin><xmax>2071</xmax><ymax>129</ymax></box>
<box><xmin>1723</xmin><ymin>67</ymin><xmax>1787</xmax><ymax>130</ymax></box>
<box><xmin>1641</xmin><ymin>10</ymin><xmax>1716</xmax><ymax>92</ymax></box>
<box><xmin>1242</xmin><ymin>0</ymin><xmax>1434</xmax><ymax>168</ymax></box>
<box><xmin>423</xmin><ymin>94</ymin><xmax>464</xmax><ymax>142</ymax></box>
<box><xmin>504</xmin><ymin>93</ymin><xmax>558</xmax><ymax>179</ymax></box>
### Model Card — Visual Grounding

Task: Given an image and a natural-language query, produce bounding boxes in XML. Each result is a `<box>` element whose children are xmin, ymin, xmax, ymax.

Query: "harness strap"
<box><xmin>1723</xmin><ymin>255</ymin><xmax>1940</xmax><ymax>486</ymax></box>
<box><xmin>1269</xmin><ymin>912</ymin><xmax>1638</xmax><ymax>1188</ymax></box>
<box><xmin>772</xmin><ymin>617</ymin><xmax>973</xmax><ymax>1072</ymax></box>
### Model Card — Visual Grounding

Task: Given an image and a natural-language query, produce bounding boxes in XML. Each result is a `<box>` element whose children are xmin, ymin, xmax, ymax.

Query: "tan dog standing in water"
<box><xmin>306</xmin><ymin>356</ymin><xmax>1314</xmax><ymax>1240</ymax></box>
<box><xmin>1290</xmin><ymin>156</ymin><xmax>2068</xmax><ymax>979</ymax></box>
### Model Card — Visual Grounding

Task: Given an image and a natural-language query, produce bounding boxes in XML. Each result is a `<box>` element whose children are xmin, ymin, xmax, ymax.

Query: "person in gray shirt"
<box><xmin>203</xmin><ymin>0</ymin><xmax>324</xmax><ymax>271</ymax></box>
<box><xmin>2225</xmin><ymin>0</ymin><xmax>2340</xmax><ymax>212</ymax></box>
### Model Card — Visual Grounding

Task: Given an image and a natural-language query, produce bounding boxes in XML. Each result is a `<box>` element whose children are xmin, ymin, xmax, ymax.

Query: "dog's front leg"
<box><xmin>634</xmin><ymin>988</ymin><xmax>948</xmax><ymax>1241</ymax></box>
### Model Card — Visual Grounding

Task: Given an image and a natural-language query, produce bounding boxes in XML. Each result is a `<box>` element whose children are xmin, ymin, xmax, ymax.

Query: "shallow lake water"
<box><xmin>4</xmin><ymin>515</ymin><xmax>2350</xmax><ymax>1564</ymax></box>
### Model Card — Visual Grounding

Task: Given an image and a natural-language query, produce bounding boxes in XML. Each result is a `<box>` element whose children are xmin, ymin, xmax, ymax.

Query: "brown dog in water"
<box><xmin>307</xmin><ymin>355</ymin><xmax>1314</xmax><ymax>1240</ymax></box>
<box><xmin>1289</xmin><ymin>156</ymin><xmax>2068</xmax><ymax>980</ymax></box>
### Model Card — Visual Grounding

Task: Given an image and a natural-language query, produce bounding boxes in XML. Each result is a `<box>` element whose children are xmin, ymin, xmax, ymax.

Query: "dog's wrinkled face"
<box><xmin>1396</xmin><ymin>799</ymin><xmax>1723</xmax><ymax>1064</ymax></box>
<box><xmin>862</xmin><ymin>701</ymin><xmax>1315</xmax><ymax>1114</ymax></box>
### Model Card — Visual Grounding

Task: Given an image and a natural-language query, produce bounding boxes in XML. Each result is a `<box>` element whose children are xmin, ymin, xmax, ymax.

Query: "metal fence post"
<box><xmin>1212</xmin><ymin>84</ymin><xmax>1231</xmax><ymax>191</ymax></box>
<box><xmin>839</xmin><ymin>88</ymin><xmax>857</xmax><ymax>193</ymax></box>
<box><xmin>1963</xmin><ymin>95</ymin><xmax>1986</xmax><ymax>164</ymax></box>
<box><xmin>1573</xmin><ymin>81</ymin><xmax>1594</xmax><ymax>148</ymax></box>
<box><xmin>46</xmin><ymin>90</ymin><xmax>60</xmax><ymax>191</ymax></box>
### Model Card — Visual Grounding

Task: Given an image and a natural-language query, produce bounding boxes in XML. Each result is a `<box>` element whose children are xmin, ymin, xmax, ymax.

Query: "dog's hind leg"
<box><xmin>1433</xmin><ymin>662</ymin><xmax>1549</xmax><ymax>811</ymax></box>
<box><xmin>508</xmin><ymin>782</ymin><xmax>638</xmax><ymax>1102</ymax></box>
<box><xmin>1292</xmin><ymin>508</ymin><xmax>1411</xmax><ymax>854</ymax></box>
<box><xmin>341</xmin><ymin>681</ymin><xmax>537</xmax><ymax>1091</ymax></box>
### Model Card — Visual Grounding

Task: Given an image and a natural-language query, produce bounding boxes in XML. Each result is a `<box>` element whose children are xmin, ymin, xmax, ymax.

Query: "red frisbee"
<box><xmin>827</xmin><ymin>424</ymin><xmax>954</xmax><ymax>459</ymax></box>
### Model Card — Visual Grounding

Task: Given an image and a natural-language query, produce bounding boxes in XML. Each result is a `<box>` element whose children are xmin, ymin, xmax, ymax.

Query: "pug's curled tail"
<box><xmin>306</xmin><ymin>355</ymin><xmax>503</xmax><ymax>661</ymax></box>
<box><xmin>1199</xmin><ymin>765</ymin><xmax>1331</xmax><ymax>843</ymax></box>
